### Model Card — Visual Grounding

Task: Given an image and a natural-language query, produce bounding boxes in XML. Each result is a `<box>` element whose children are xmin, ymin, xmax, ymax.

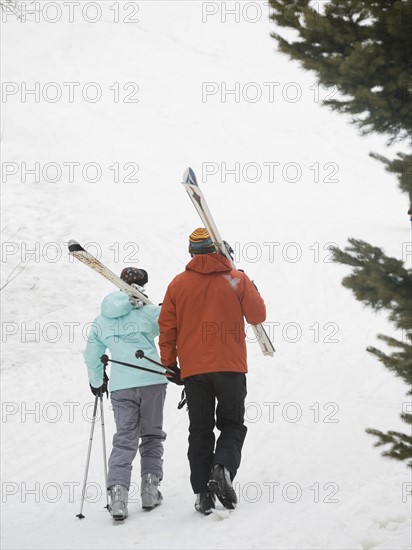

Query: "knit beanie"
<box><xmin>120</xmin><ymin>267</ymin><xmax>148</xmax><ymax>286</ymax></box>
<box><xmin>188</xmin><ymin>228</ymin><xmax>216</xmax><ymax>255</ymax></box>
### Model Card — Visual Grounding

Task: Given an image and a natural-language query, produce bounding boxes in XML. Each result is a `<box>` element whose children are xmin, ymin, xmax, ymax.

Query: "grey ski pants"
<box><xmin>107</xmin><ymin>384</ymin><xmax>167</xmax><ymax>490</ymax></box>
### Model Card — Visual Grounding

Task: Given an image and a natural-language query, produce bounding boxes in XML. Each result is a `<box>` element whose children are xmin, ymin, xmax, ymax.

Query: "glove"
<box><xmin>129</xmin><ymin>284</ymin><xmax>148</xmax><ymax>308</ymax></box>
<box><xmin>222</xmin><ymin>240</ymin><xmax>234</xmax><ymax>260</ymax></box>
<box><xmin>90</xmin><ymin>372</ymin><xmax>109</xmax><ymax>398</ymax></box>
<box><xmin>238</xmin><ymin>269</ymin><xmax>259</xmax><ymax>291</ymax></box>
<box><xmin>166</xmin><ymin>364</ymin><xmax>184</xmax><ymax>386</ymax></box>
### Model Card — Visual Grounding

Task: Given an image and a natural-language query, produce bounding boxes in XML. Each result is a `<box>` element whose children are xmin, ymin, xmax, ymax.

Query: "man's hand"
<box><xmin>90</xmin><ymin>372</ymin><xmax>109</xmax><ymax>397</ymax></box>
<box><xmin>166</xmin><ymin>364</ymin><xmax>184</xmax><ymax>386</ymax></box>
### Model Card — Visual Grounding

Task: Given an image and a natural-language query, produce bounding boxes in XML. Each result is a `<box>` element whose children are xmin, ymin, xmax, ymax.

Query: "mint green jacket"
<box><xmin>84</xmin><ymin>292</ymin><xmax>167</xmax><ymax>392</ymax></box>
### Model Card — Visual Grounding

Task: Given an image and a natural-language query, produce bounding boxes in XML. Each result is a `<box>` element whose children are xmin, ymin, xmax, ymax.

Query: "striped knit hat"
<box><xmin>189</xmin><ymin>228</ymin><xmax>216</xmax><ymax>255</ymax></box>
<box><xmin>120</xmin><ymin>267</ymin><xmax>148</xmax><ymax>286</ymax></box>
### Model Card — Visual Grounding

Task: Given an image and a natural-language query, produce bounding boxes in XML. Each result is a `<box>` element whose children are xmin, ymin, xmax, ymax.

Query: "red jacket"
<box><xmin>158</xmin><ymin>254</ymin><xmax>266</xmax><ymax>378</ymax></box>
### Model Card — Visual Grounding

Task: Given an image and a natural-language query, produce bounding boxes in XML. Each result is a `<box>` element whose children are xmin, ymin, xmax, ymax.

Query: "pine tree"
<box><xmin>269</xmin><ymin>0</ymin><xmax>412</xmax><ymax>467</ymax></box>
<box><xmin>269</xmin><ymin>0</ymin><xmax>412</xmax><ymax>210</ymax></box>
<box><xmin>269</xmin><ymin>0</ymin><xmax>411</xmax><ymax>140</ymax></box>
<box><xmin>332</xmin><ymin>240</ymin><xmax>412</xmax><ymax>467</ymax></box>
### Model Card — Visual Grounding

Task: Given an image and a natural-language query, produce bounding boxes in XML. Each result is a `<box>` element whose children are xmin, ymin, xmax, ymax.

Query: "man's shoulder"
<box><xmin>168</xmin><ymin>270</ymin><xmax>187</xmax><ymax>286</ymax></box>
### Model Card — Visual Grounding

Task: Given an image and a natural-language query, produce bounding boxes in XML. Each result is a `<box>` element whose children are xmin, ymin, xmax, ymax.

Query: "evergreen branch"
<box><xmin>366</xmin><ymin>427</ymin><xmax>412</xmax><ymax>468</ymax></box>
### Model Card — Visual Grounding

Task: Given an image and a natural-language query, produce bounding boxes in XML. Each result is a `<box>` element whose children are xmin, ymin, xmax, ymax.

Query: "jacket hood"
<box><xmin>186</xmin><ymin>253</ymin><xmax>232</xmax><ymax>275</ymax></box>
<box><xmin>101</xmin><ymin>291</ymin><xmax>134</xmax><ymax>319</ymax></box>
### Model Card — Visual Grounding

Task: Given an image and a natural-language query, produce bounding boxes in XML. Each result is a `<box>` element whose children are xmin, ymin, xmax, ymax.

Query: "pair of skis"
<box><xmin>68</xmin><ymin>168</ymin><xmax>275</xmax><ymax>356</ymax></box>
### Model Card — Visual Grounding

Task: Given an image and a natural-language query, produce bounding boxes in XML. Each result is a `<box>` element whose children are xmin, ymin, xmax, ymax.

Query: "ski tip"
<box><xmin>68</xmin><ymin>240</ymin><xmax>85</xmax><ymax>253</ymax></box>
<box><xmin>182</xmin><ymin>167</ymin><xmax>198</xmax><ymax>186</ymax></box>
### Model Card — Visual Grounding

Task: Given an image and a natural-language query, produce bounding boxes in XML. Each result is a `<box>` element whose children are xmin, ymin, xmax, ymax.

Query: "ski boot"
<box><xmin>194</xmin><ymin>492</ymin><xmax>216</xmax><ymax>515</ymax></box>
<box><xmin>109</xmin><ymin>484</ymin><xmax>128</xmax><ymax>521</ymax></box>
<box><xmin>207</xmin><ymin>464</ymin><xmax>237</xmax><ymax>509</ymax></box>
<box><xmin>141</xmin><ymin>473</ymin><xmax>163</xmax><ymax>510</ymax></box>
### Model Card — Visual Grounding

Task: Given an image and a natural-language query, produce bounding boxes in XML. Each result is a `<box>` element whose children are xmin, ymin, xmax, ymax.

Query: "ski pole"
<box><xmin>99</xmin><ymin>393</ymin><xmax>109</xmax><ymax>510</ymax></box>
<box><xmin>135</xmin><ymin>350</ymin><xmax>175</xmax><ymax>373</ymax></box>
<box><xmin>100</xmin><ymin>354</ymin><xmax>175</xmax><ymax>375</ymax></box>
<box><xmin>76</xmin><ymin>394</ymin><xmax>99</xmax><ymax>519</ymax></box>
<box><xmin>99</xmin><ymin>360</ymin><xmax>109</xmax><ymax>510</ymax></box>
<box><xmin>136</xmin><ymin>350</ymin><xmax>185</xmax><ymax>410</ymax></box>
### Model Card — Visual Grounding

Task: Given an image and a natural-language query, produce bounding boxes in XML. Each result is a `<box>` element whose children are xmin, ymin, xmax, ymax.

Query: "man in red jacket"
<box><xmin>159</xmin><ymin>228</ymin><xmax>266</xmax><ymax>515</ymax></box>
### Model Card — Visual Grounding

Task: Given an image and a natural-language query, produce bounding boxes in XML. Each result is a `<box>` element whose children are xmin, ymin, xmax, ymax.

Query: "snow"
<box><xmin>1</xmin><ymin>2</ymin><xmax>411</xmax><ymax>549</ymax></box>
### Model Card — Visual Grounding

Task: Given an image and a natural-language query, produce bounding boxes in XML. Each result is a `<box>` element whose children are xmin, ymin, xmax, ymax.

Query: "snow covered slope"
<box><xmin>1</xmin><ymin>2</ymin><xmax>411</xmax><ymax>549</ymax></box>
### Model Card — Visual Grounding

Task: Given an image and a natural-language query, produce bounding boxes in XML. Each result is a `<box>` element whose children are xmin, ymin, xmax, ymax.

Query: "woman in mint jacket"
<box><xmin>83</xmin><ymin>268</ymin><xmax>167</xmax><ymax>521</ymax></box>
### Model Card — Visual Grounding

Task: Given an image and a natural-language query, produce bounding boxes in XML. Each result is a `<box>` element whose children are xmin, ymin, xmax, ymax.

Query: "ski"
<box><xmin>67</xmin><ymin>240</ymin><xmax>153</xmax><ymax>305</ymax></box>
<box><xmin>182</xmin><ymin>167</ymin><xmax>275</xmax><ymax>357</ymax></box>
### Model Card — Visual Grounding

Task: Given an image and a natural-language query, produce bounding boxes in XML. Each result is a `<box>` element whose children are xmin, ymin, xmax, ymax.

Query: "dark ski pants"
<box><xmin>107</xmin><ymin>384</ymin><xmax>167</xmax><ymax>490</ymax></box>
<box><xmin>184</xmin><ymin>372</ymin><xmax>247</xmax><ymax>494</ymax></box>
